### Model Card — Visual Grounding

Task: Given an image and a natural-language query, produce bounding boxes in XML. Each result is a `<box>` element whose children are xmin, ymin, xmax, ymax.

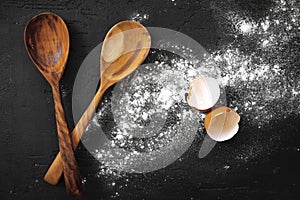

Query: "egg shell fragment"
<box><xmin>204</xmin><ymin>106</ymin><xmax>240</xmax><ymax>142</ymax></box>
<box><xmin>187</xmin><ymin>76</ymin><xmax>220</xmax><ymax>111</ymax></box>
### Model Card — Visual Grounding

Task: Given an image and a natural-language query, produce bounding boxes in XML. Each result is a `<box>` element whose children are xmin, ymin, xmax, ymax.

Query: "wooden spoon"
<box><xmin>43</xmin><ymin>20</ymin><xmax>151</xmax><ymax>185</ymax></box>
<box><xmin>24</xmin><ymin>13</ymin><xmax>82</xmax><ymax>196</ymax></box>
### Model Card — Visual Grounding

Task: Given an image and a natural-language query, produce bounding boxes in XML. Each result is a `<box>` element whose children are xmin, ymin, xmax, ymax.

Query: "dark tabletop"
<box><xmin>1</xmin><ymin>0</ymin><xmax>300</xmax><ymax>199</ymax></box>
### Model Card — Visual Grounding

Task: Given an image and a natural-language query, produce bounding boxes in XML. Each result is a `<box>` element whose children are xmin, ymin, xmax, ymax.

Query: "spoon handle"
<box><xmin>51</xmin><ymin>83</ymin><xmax>83</xmax><ymax>196</ymax></box>
<box><xmin>44</xmin><ymin>85</ymin><xmax>107</xmax><ymax>185</ymax></box>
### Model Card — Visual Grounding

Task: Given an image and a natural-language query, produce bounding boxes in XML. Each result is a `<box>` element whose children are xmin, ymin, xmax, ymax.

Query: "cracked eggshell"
<box><xmin>187</xmin><ymin>76</ymin><xmax>220</xmax><ymax>111</ymax></box>
<box><xmin>204</xmin><ymin>106</ymin><xmax>240</xmax><ymax>142</ymax></box>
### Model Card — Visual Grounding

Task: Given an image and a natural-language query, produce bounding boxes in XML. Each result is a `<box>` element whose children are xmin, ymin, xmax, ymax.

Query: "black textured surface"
<box><xmin>1</xmin><ymin>0</ymin><xmax>300</xmax><ymax>199</ymax></box>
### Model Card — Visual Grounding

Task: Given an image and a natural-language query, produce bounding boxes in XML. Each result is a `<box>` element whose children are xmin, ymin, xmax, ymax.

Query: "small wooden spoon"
<box><xmin>43</xmin><ymin>20</ymin><xmax>151</xmax><ymax>185</ymax></box>
<box><xmin>24</xmin><ymin>13</ymin><xmax>82</xmax><ymax>196</ymax></box>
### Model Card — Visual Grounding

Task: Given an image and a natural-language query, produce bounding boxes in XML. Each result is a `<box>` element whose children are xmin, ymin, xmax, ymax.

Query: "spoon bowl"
<box><xmin>43</xmin><ymin>20</ymin><xmax>151</xmax><ymax>185</ymax></box>
<box><xmin>100</xmin><ymin>21</ymin><xmax>151</xmax><ymax>84</ymax></box>
<box><xmin>24</xmin><ymin>13</ymin><xmax>69</xmax><ymax>81</ymax></box>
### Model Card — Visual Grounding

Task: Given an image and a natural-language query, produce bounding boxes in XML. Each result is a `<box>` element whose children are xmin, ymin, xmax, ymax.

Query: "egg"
<box><xmin>187</xmin><ymin>76</ymin><xmax>220</xmax><ymax>111</ymax></box>
<box><xmin>204</xmin><ymin>106</ymin><xmax>240</xmax><ymax>142</ymax></box>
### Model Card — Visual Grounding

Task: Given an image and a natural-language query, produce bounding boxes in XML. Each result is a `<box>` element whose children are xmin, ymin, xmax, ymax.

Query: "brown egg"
<box><xmin>187</xmin><ymin>76</ymin><xmax>220</xmax><ymax>111</ymax></box>
<box><xmin>204</xmin><ymin>106</ymin><xmax>240</xmax><ymax>142</ymax></box>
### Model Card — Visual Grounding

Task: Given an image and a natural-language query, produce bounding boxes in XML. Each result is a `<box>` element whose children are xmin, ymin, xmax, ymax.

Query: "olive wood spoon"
<box><xmin>43</xmin><ymin>20</ymin><xmax>151</xmax><ymax>185</ymax></box>
<box><xmin>24</xmin><ymin>13</ymin><xmax>82</xmax><ymax>196</ymax></box>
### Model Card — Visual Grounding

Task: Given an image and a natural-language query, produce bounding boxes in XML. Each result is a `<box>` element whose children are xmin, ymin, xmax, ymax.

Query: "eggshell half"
<box><xmin>187</xmin><ymin>77</ymin><xmax>220</xmax><ymax>111</ymax></box>
<box><xmin>204</xmin><ymin>106</ymin><xmax>240</xmax><ymax>142</ymax></box>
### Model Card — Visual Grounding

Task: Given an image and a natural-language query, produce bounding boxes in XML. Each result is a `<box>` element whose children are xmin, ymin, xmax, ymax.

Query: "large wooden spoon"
<box><xmin>24</xmin><ymin>13</ymin><xmax>82</xmax><ymax>196</ymax></box>
<box><xmin>43</xmin><ymin>20</ymin><xmax>151</xmax><ymax>185</ymax></box>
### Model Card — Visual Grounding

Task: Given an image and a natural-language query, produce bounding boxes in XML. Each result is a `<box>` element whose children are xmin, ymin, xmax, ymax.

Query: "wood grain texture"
<box><xmin>24</xmin><ymin>12</ymin><xmax>82</xmax><ymax>196</ymax></box>
<box><xmin>43</xmin><ymin>20</ymin><xmax>151</xmax><ymax>185</ymax></box>
<box><xmin>24</xmin><ymin>13</ymin><xmax>68</xmax><ymax>80</ymax></box>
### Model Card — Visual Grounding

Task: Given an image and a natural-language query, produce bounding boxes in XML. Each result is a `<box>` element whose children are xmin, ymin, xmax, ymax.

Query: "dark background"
<box><xmin>1</xmin><ymin>0</ymin><xmax>300</xmax><ymax>199</ymax></box>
